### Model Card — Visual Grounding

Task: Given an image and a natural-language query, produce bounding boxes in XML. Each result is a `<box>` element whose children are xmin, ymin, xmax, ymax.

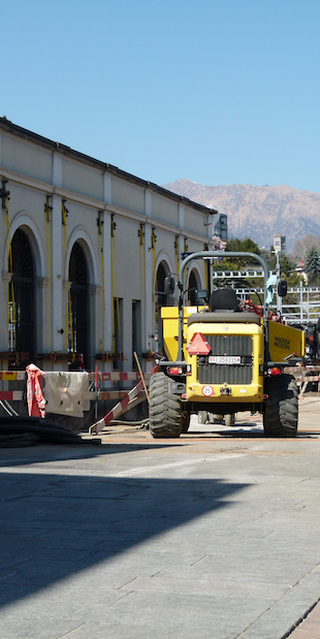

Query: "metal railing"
<box><xmin>211</xmin><ymin>268</ymin><xmax>319</xmax><ymax>323</ymax></box>
<box><xmin>234</xmin><ymin>285</ymin><xmax>320</xmax><ymax>323</ymax></box>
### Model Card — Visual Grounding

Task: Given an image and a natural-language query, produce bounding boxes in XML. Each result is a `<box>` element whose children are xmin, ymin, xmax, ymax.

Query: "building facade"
<box><xmin>0</xmin><ymin>118</ymin><xmax>227</xmax><ymax>373</ymax></box>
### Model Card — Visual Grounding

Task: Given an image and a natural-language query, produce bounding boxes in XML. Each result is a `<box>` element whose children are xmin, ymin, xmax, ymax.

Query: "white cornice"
<box><xmin>0</xmin><ymin>167</ymin><xmax>212</xmax><ymax>244</ymax></box>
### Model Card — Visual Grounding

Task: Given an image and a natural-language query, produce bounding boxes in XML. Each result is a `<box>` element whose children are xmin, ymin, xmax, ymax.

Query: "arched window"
<box><xmin>10</xmin><ymin>228</ymin><xmax>36</xmax><ymax>363</ymax></box>
<box><xmin>69</xmin><ymin>242</ymin><xmax>89</xmax><ymax>368</ymax></box>
<box><xmin>156</xmin><ymin>260</ymin><xmax>170</xmax><ymax>354</ymax></box>
<box><xmin>188</xmin><ymin>268</ymin><xmax>200</xmax><ymax>305</ymax></box>
<box><xmin>156</xmin><ymin>261</ymin><xmax>169</xmax><ymax>310</ymax></box>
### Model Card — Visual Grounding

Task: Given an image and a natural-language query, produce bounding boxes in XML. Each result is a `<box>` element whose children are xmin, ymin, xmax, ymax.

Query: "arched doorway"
<box><xmin>69</xmin><ymin>242</ymin><xmax>89</xmax><ymax>368</ymax></box>
<box><xmin>156</xmin><ymin>261</ymin><xmax>169</xmax><ymax>311</ymax></box>
<box><xmin>188</xmin><ymin>268</ymin><xmax>201</xmax><ymax>305</ymax></box>
<box><xmin>10</xmin><ymin>228</ymin><xmax>36</xmax><ymax>363</ymax></box>
<box><xmin>156</xmin><ymin>260</ymin><xmax>170</xmax><ymax>354</ymax></box>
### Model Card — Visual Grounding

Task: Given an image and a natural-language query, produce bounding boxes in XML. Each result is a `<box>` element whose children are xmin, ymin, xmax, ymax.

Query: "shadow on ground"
<box><xmin>0</xmin><ymin>442</ymin><xmax>180</xmax><ymax>467</ymax></box>
<box><xmin>0</xmin><ymin>469</ymin><xmax>249</xmax><ymax>608</ymax></box>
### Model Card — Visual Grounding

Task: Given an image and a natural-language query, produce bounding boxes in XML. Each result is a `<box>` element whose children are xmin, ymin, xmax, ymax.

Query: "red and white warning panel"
<box><xmin>186</xmin><ymin>332</ymin><xmax>211</xmax><ymax>356</ymax></box>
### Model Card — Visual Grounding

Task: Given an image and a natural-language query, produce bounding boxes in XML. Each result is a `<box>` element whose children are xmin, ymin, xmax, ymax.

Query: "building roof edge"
<box><xmin>0</xmin><ymin>117</ymin><xmax>218</xmax><ymax>216</ymax></box>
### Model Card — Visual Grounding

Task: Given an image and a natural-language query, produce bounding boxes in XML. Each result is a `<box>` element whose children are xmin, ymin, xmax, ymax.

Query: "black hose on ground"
<box><xmin>0</xmin><ymin>433</ymin><xmax>41</xmax><ymax>447</ymax></box>
<box><xmin>0</xmin><ymin>416</ymin><xmax>101</xmax><ymax>447</ymax></box>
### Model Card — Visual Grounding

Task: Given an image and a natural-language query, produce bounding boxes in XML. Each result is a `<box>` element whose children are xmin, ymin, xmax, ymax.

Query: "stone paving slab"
<box><xmin>0</xmin><ymin>397</ymin><xmax>319</xmax><ymax>638</ymax></box>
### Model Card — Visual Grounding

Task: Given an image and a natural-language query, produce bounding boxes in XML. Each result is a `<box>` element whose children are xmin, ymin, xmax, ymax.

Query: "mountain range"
<box><xmin>163</xmin><ymin>180</ymin><xmax>320</xmax><ymax>253</ymax></box>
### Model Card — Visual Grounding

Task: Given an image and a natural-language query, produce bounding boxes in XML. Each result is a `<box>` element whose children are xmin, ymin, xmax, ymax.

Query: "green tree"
<box><xmin>213</xmin><ymin>237</ymin><xmax>262</xmax><ymax>290</ymax></box>
<box><xmin>279</xmin><ymin>254</ymin><xmax>296</xmax><ymax>277</ymax></box>
<box><xmin>262</xmin><ymin>247</ymin><xmax>296</xmax><ymax>276</ymax></box>
<box><xmin>226</xmin><ymin>237</ymin><xmax>261</xmax><ymax>261</ymax></box>
<box><xmin>304</xmin><ymin>246</ymin><xmax>320</xmax><ymax>284</ymax></box>
<box><xmin>286</xmin><ymin>272</ymin><xmax>304</xmax><ymax>287</ymax></box>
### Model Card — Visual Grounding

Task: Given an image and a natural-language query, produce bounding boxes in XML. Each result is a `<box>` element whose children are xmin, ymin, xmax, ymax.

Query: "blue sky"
<box><xmin>3</xmin><ymin>0</ymin><xmax>320</xmax><ymax>192</ymax></box>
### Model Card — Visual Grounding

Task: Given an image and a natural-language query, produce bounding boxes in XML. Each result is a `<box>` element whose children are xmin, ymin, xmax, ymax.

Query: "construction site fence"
<box><xmin>0</xmin><ymin>370</ymin><xmax>153</xmax><ymax>402</ymax></box>
<box><xmin>0</xmin><ymin>366</ymin><xmax>318</xmax><ymax>406</ymax></box>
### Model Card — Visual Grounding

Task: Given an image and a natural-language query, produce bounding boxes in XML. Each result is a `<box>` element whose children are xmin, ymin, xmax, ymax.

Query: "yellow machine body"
<box><xmin>269</xmin><ymin>320</ymin><xmax>305</xmax><ymax>361</ymax></box>
<box><xmin>161</xmin><ymin>305</ymin><xmax>305</xmax><ymax>406</ymax></box>
<box><xmin>185</xmin><ymin>319</ymin><xmax>264</xmax><ymax>403</ymax></box>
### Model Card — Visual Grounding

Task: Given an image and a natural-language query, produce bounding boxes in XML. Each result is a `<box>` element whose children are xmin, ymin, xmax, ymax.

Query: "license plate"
<box><xmin>209</xmin><ymin>356</ymin><xmax>241</xmax><ymax>365</ymax></box>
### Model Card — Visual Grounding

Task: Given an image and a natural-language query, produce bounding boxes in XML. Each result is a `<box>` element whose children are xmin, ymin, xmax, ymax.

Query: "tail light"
<box><xmin>168</xmin><ymin>366</ymin><xmax>183</xmax><ymax>375</ymax></box>
<box><xmin>268</xmin><ymin>367</ymin><xmax>282</xmax><ymax>376</ymax></box>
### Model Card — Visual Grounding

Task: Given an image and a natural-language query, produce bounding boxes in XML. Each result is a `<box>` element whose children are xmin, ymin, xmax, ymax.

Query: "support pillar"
<box><xmin>51</xmin><ymin>195</ymin><xmax>64</xmax><ymax>359</ymax></box>
<box><xmin>145</xmin><ymin>223</ymin><xmax>154</xmax><ymax>361</ymax></box>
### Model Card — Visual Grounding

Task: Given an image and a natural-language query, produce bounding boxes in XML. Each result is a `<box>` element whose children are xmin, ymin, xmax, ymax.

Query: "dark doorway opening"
<box><xmin>132</xmin><ymin>300</ymin><xmax>141</xmax><ymax>370</ymax></box>
<box><xmin>156</xmin><ymin>261</ymin><xmax>168</xmax><ymax>311</ymax></box>
<box><xmin>69</xmin><ymin>242</ymin><xmax>89</xmax><ymax>368</ymax></box>
<box><xmin>156</xmin><ymin>261</ymin><xmax>169</xmax><ymax>355</ymax></box>
<box><xmin>188</xmin><ymin>268</ymin><xmax>200</xmax><ymax>305</ymax></box>
<box><xmin>10</xmin><ymin>228</ymin><xmax>36</xmax><ymax>365</ymax></box>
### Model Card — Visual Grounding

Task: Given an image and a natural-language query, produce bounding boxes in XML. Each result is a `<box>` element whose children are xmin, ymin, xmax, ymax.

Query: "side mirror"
<box><xmin>164</xmin><ymin>275</ymin><xmax>175</xmax><ymax>295</ymax></box>
<box><xmin>196</xmin><ymin>289</ymin><xmax>208</xmax><ymax>304</ymax></box>
<box><xmin>277</xmin><ymin>280</ymin><xmax>287</xmax><ymax>297</ymax></box>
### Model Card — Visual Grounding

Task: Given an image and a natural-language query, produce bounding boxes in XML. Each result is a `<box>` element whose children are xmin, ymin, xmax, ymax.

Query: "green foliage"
<box><xmin>226</xmin><ymin>237</ymin><xmax>261</xmax><ymax>260</ymax></box>
<box><xmin>261</xmin><ymin>247</ymin><xmax>296</xmax><ymax>277</ymax></box>
<box><xmin>213</xmin><ymin>237</ymin><xmax>298</xmax><ymax>291</ymax></box>
<box><xmin>304</xmin><ymin>246</ymin><xmax>320</xmax><ymax>284</ymax></box>
<box><xmin>279</xmin><ymin>254</ymin><xmax>296</xmax><ymax>277</ymax></box>
<box><xmin>286</xmin><ymin>272</ymin><xmax>304</xmax><ymax>287</ymax></box>
<box><xmin>213</xmin><ymin>237</ymin><xmax>262</xmax><ymax>288</ymax></box>
<box><xmin>216</xmin><ymin>237</ymin><xmax>261</xmax><ymax>271</ymax></box>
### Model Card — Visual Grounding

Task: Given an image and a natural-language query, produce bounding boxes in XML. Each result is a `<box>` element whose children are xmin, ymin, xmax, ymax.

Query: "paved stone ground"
<box><xmin>0</xmin><ymin>395</ymin><xmax>319</xmax><ymax>639</ymax></box>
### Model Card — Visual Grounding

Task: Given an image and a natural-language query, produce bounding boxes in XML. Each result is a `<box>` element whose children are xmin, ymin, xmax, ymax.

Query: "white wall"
<box><xmin>0</xmin><ymin>121</ymin><xmax>227</xmax><ymax>372</ymax></box>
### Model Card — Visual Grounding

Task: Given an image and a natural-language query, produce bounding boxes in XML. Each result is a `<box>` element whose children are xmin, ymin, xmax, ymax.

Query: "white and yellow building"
<box><xmin>0</xmin><ymin>117</ymin><xmax>227</xmax><ymax>373</ymax></box>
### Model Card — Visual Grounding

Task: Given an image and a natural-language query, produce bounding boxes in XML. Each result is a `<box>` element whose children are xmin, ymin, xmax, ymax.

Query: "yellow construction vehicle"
<box><xmin>149</xmin><ymin>251</ymin><xmax>305</xmax><ymax>438</ymax></box>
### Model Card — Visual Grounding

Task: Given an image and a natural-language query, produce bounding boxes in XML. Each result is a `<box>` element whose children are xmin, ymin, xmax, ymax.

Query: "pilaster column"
<box><xmin>52</xmin><ymin>152</ymin><xmax>62</xmax><ymax>187</ymax></box>
<box><xmin>144</xmin><ymin>223</ymin><xmax>154</xmax><ymax>357</ymax></box>
<box><xmin>2</xmin><ymin>272</ymin><xmax>11</xmax><ymax>351</ymax></box>
<box><xmin>177</xmin><ymin>203</ymin><xmax>185</xmax><ymax>283</ymax></box>
<box><xmin>89</xmin><ymin>284</ymin><xmax>100</xmax><ymax>370</ymax></box>
<box><xmin>145</xmin><ymin>188</ymin><xmax>152</xmax><ymax>217</ymax></box>
<box><xmin>178</xmin><ymin>203</ymin><xmax>184</xmax><ymax>230</ymax></box>
<box><xmin>103</xmin><ymin>173</ymin><xmax>112</xmax><ymax>204</ymax></box>
<box><xmin>102</xmin><ymin>211</ymin><xmax>112</xmax><ymax>358</ymax></box>
<box><xmin>51</xmin><ymin>195</ymin><xmax>64</xmax><ymax>353</ymax></box>
<box><xmin>103</xmin><ymin>174</ymin><xmax>113</xmax><ymax>363</ymax></box>
<box><xmin>36</xmin><ymin>277</ymin><xmax>49</xmax><ymax>354</ymax></box>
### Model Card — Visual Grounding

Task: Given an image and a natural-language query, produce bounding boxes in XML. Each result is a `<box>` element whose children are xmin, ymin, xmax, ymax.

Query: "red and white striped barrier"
<box><xmin>85</xmin><ymin>390</ymin><xmax>137</xmax><ymax>401</ymax></box>
<box><xmin>89</xmin><ymin>365</ymin><xmax>158</xmax><ymax>435</ymax></box>
<box><xmin>0</xmin><ymin>370</ymin><xmax>150</xmax><ymax>383</ymax></box>
<box><xmin>0</xmin><ymin>371</ymin><xmax>26</xmax><ymax>381</ymax></box>
<box><xmin>0</xmin><ymin>362</ymin><xmax>318</xmax><ymax>421</ymax></box>
<box><xmin>0</xmin><ymin>369</ymin><xmax>154</xmax><ymax>411</ymax></box>
<box><xmin>97</xmin><ymin>372</ymin><xmax>151</xmax><ymax>382</ymax></box>
<box><xmin>0</xmin><ymin>390</ymin><xmax>23</xmax><ymax>400</ymax></box>
<box><xmin>89</xmin><ymin>381</ymin><xmax>145</xmax><ymax>435</ymax></box>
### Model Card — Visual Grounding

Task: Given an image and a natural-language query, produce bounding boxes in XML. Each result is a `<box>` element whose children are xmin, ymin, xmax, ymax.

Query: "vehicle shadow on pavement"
<box><xmin>0</xmin><ymin>442</ymin><xmax>180</xmax><ymax>467</ymax></box>
<box><xmin>0</xmin><ymin>471</ymin><xmax>249</xmax><ymax>609</ymax></box>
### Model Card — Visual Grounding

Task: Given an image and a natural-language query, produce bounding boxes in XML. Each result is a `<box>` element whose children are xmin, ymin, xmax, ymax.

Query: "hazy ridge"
<box><xmin>163</xmin><ymin>180</ymin><xmax>320</xmax><ymax>252</ymax></box>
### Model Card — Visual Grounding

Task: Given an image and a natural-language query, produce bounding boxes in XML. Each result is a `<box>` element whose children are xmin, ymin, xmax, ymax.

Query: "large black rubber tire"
<box><xmin>263</xmin><ymin>374</ymin><xmax>298</xmax><ymax>437</ymax></box>
<box><xmin>149</xmin><ymin>372</ymin><xmax>182</xmax><ymax>438</ymax></box>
